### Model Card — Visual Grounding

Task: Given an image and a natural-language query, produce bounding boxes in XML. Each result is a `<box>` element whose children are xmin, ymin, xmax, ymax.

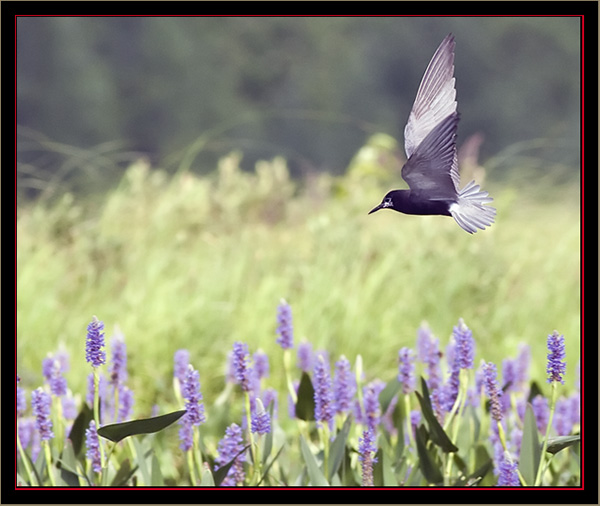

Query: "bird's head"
<box><xmin>368</xmin><ymin>191</ymin><xmax>397</xmax><ymax>214</ymax></box>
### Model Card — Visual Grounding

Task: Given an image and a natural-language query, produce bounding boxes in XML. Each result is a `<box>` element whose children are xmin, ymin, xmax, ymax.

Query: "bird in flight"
<box><xmin>369</xmin><ymin>34</ymin><xmax>496</xmax><ymax>233</ymax></box>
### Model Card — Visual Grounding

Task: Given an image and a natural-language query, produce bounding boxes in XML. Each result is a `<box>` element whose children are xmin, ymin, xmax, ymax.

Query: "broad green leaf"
<box><xmin>97</xmin><ymin>410</ymin><xmax>186</xmax><ymax>443</ymax></box>
<box><xmin>110</xmin><ymin>458</ymin><xmax>136</xmax><ymax>486</ymax></box>
<box><xmin>527</xmin><ymin>381</ymin><xmax>544</xmax><ymax>403</ymax></box>
<box><xmin>132</xmin><ymin>437</ymin><xmax>151</xmax><ymax>486</ymax></box>
<box><xmin>67</xmin><ymin>403</ymin><xmax>94</xmax><ymax>456</ymax></box>
<box><xmin>200</xmin><ymin>462</ymin><xmax>216</xmax><ymax>486</ymax></box>
<box><xmin>299</xmin><ymin>435</ymin><xmax>329</xmax><ymax>486</ymax></box>
<box><xmin>56</xmin><ymin>440</ymin><xmax>83</xmax><ymax>486</ymax></box>
<box><xmin>295</xmin><ymin>372</ymin><xmax>315</xmax><ymax>421</ymax></box>
<box><xmin>546</xmin><ymin>435</ymin><xmax>581</xmax><ymax>455</ymax></box>
<box><xmin>328</xmin><ymin>414</ymin><xmax>352</xmax><ymax>480</ymax></box>
<box><xmin>519</xmin><ymin>403</ymin><xmax>540</xmax><ymax>486</ymax></box>
<box><xmin>258</xmin><ymin>445</ymin><xmax>285</xmax><ymax>486</ymax></box>
<box><xmin>378</xmin><ymin>377</ymin><xmax>401</xmax><ymax>413</ymax></box>
<box><xmin>373</xmin><ymin>448</ymin><xmax>384</xmax><ymax>486</ymax></box>
<box><xmin>453</xmin><ymin>457</ymin><xmax>493</xmax><ymax>486</ymax></box>
<box><xmin>415</xmin><ymin>424</ymin><xmax>443</xmax><ymax>485</ymax></box>
<box><xmin>415</xmin><ymin>378</ymin><xmax>458</xmax><ymax>453</ymax></box>
<box><xmin>151</xmin><ymin>454</ymin><xmax>164</xmax><ymax>485</ymax></box>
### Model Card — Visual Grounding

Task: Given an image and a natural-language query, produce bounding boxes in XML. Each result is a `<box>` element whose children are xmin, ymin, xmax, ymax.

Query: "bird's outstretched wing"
<box><xmin>403</xmin><ymin>34</ymin><xmax>459</xmax><ymax>190</ymax></box>
<box><xmin>401</xmin><ymin>112</ymin><xmax>459</xmax><ymax>200</ymax></box>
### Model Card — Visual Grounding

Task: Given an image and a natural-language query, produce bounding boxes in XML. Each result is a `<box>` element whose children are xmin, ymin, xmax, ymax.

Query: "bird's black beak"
<box><xmin>368</xmin><ymin>203</ymin><xmax>383</xmax><ymax>215</ymax></box>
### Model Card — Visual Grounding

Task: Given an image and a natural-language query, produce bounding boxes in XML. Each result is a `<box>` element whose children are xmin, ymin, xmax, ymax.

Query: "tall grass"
<box><xmin>16</xmin><ymin>152</ymin><xmax>580</xmax><ymax>416</ymax></box>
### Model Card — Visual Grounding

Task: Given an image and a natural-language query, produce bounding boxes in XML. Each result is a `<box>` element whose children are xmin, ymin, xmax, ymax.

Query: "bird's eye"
<box><xmin>384</xmin><ymin>197</ymin><xmax>392</xmax><ymax>205</ymax></box>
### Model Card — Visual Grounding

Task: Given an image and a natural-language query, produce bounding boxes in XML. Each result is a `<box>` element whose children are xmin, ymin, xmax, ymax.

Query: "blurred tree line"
<box><xmin>17</xmin><ymin>16</ymin><xmax>580</xmax><ymax>197</ymax></box>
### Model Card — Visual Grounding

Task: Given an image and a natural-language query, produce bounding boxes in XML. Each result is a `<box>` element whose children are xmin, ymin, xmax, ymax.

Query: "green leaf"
<box><xmin>299</xmin><ymin>435</ymin><xmax>329</xmax><ymax>486</ymax></box>
<box><xmin>67</xmin><ymin>403</ymin><xmax>94</xmax><ymax>456</ymax></box>
<box><xmin>200</xmin><ymin>462</ymin><xmax>216</xmax><ymax>486</ymax></box>
<box><xmin>132</xmin><ymin>437</ymin><xmax>151</xmax><ymax>486</ymax></box>
<box><xmin>110</xmin><ymin>458</ymin><xmax>136</xmax><ymax>486</ymax></box>
<box><xmin>295</xmin><ymin>372</ymin><xmax>315</xmax><ymax>421</ymax></box>
<box><xmin>546</xmin><ymin>435</ymin><xmax>581</xmax><ymax>455</ymax></box>
<box><xmin>151</xmin><ymin>454</ymin><xmax>164</xmax><ymax>485</ymax></box>
<box><xmin>415</xmin><ymin>424</ymin><xmax>443</xmax><ymax>485</ymax></box>
<box><xmin>213</xmin><ymin>445</ymin><xmax>250</xmax><ymax>486</ymax></box>
<box><xmin>258</xmin><ymin>445</ymin><xmax>285</xmax><ymax>485</ymax></box>
<box><xmin>328</xmin><ymin>414</ymin><xmax>352</xmax><ymax>480</ymax></box>
<box><xmin>378</xmin><ymin>377</ymin><xmax>401</xmax><ymax>413</ymax></box>
<box><xmin>415</xmin><ymin>378</ymin><xmax>458</xmax><ymax>453</ymax></box>
<box><xmin>56</xmin><ymin>439</ymin><xmax>83</xmax><ymax>486</ymax></box>
<box><xmin>519</xmin><ymin>403</ymin><xmax>541</xmax><ymax>486</ymax></box>
<box><xmin>527</xmin><ymin>381</ymin><xmax>544</xmax><ymax>403</ymax></box>
<box><xmin>97</xmin><ymin>410</ymin><xmax>186</xmax><ymax>443</ymax></box>
<box><xmin>453</xmin><ymin>457</ymin><xmax>493</xmax><ymax>486</ymax></box>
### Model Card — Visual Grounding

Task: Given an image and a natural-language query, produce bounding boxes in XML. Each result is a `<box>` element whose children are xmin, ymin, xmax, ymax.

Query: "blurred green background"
<box><xmin>16</xmin><ymin>17</ymin><xmax>580</xmax><ymax>413</ymax></box>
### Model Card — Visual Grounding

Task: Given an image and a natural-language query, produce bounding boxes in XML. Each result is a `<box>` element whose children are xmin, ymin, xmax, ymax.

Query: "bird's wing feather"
<box><xmin>403</xmin><ymin>34</ymin><xmax>460</xmax><ymax>190</ymax></box>
<box><xmin>401</xmin><ymin>112</ymin><xmax>459</xmax><ymax>199</ymax></box>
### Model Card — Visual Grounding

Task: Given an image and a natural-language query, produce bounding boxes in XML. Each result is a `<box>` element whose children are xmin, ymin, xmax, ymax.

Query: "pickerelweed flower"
<box><xmin>276</xmin><ymin>299</ymin><xmax>294</xmax><ymax>349</ymax></box>
<box><xmin>251</xmin><ymin>398</ymin><xmax>271</xmax><ymax>435</ymax></box>
<box><xmin>232</xmin><ymin>342</ymin><xmax>254</xmax><ymax>392</ymax></box>
<box><xmin>182</xmin><ymin>365</ymin><xmax>206</xmax><ymax>426</ymax></box>
<box><xmin>333</xmin><ymin>355</ymin><xmax>356</xmax><ymax>415</ymax></box>
<box><xmin>398</xmin><ymin>347</ymin><xmax>416</xmax><ymax>394</ymax></box>
<box><xmin>532</xmin><ymin>394</ymin><xmax>549</xmax><ymax>433</ymax></box>
<box><xmin>546</xmin><ymin>330</ymin><xmax>566</xmax><ymax>384</ymax></box>
<box><xmin>253</xmin><ymin>350</ymin><xmax>270</xmax><ymax>380</ymax></box>
<box><xmin>497</xmin><ymin>452</ymin><xmax>520</xmax><ymax>486</ymax></box>
<box><xmin>85</xmin><ymin>420</ymin><xmax>102</xmax><ymax>473</ymax></box>
<box><xmin>453</xmin><ymin>318</ymin><xmax>475</xmax><ymax>370</ymax></box>
<box><xmin>358</xmin><ymin>428</ymin><xmax>378</xmax><ymax>486</ymax></box>
<box><xmin>17</xmin><ymin>376</ymin><xmax>26</xmax><ymax>417</ymax></box>
<box><xmin>261</xmin><ymin>388</ymin><xmax>278</xmax><ymax>419</ymax></box>
<box><xmin>553</xmin><ymin>397</ymin><xmax>573</xmax><ymax>436</ymax></box>
<box><xmin>174</xmin><ymin>349</ymin><xmax>190</xmax><ymax>384</ymax></box>
<box><xmin>483</xmin><ymin>362</ymin><xmax>503</xmax><ymax>422</ymax></box>
<box><xmin>48</xmin><ymin>359</ymin><xmax>67</xmax><ymax>397</ymax></box>
<box><xmin>117</xmin><ymin>385</ymin><xmax>135</xmax><ymax>422</ymax></box>
<box><xmin>297</xmin><ymin>341</ymin><xmax>314</xmax><ymax>372</ymax></box>
<box><xmin>109</xmin><ymin>331</ymin><xmax>128</xmax><ymax>386</ymax></box>
<box><xmin>515</xmin><ymin>344</ymin><xmax>531</xmax><ymax>389</ymax></box>
<box><xmin>31</xmin><ymin>388</ymin><xmax>54</xmax><ymax>441</ymax></box>
<box><xmin>313</xmin><ymin>353</ymin><xmax>335</xmax><ymax>427</ymax></box>
<box><xmin>86</xmin><ymin>316</ymin><xmax>106</xmax><ymax>368</ymax></box>
<box><xmin>214</xmin><ymin>424</ymin><xmax>246</xmax><ymax>487</ymax></box>
<box><xmin>178</xmin><ymin>365</ymin><xmax>206</xmax><ymax>451</ymax></box>
<box><xmin>417</xmin><ymin>324</ymin><xmax>442</xmax><ymax>391</ymax></box>
<box><xmin>362</xmin><ymin>380</ymin><xmax>385</xmax><ymax>432</ymax></box>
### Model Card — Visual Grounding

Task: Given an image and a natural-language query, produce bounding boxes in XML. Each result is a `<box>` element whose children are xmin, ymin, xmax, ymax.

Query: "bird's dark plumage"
<box><xmin>369</xmin><ymin>34</ymin><xmax>496</xmax><ymax>233</ymax></box>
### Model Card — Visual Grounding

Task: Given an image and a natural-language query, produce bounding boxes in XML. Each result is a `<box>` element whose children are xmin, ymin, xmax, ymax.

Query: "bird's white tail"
<box><xmin>449</xmin><ymin>181</ymin><xmax>496</xmax><ymax>233</ymax></box>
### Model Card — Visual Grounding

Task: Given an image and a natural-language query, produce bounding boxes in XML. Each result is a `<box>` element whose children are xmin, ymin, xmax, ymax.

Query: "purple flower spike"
<box><xmin>363</xmin><ymin>380</ymin><xmax>385</xmax><ymax>432</ymax></box>
<box><xmin>251</xmin><ymin>398</ymin><xmax>271</xmax><ymax>435</ymax></box>
<box><xmin>497</xmin><ymin>452</ymin><xmax>520</xmax><ymax>486</ymax></box>
<box><xmin>109</xmin><ymin>331</ymin><xmax>128</xmax><ymax>386</ymax></box>
<box><xmin>333</xmin><ymin>356</ymin><xmax>356</xmax><ymax>415</ymax></box>
<box><xmin>31</xmin><ymin>388</ymin><xmax>54</xmax><ymax>441</ymax></box>
<box><xmin>453</xmin><ymin>318</ymin><xmax>475</xmax><ymax>370</ymax></box>
<box><xmin>232</xmin><ymin>342</ymin><xmax>254</xmax><ymax>392</ymax></box>
<box><xmin>253</xmin><ymin>350</ymin><xmax>270</xmax><ymax>380</ymax></box>
<box><xmin>85</xmin><ymin>420</ymin><xmax>102</xmax><ymax>473</ymax></box>
<box><xmin>276</xmin><ymin>299</ymin><xmax>294</xmax><ymax>349</ymax></box>
<box><xmin>17</xmin><ymin>376</ymin><xmax>26</xmax><ymax>417</ymax></box>
<box><xmin>483</xmin><ymin>362</ymin><xmax>503</xmax><ymax>422</ymax></box>
<box><xmin>182</xmin><ymin>365</ymin><xmax>206</xmax><ymax>426</ymax></box>
<box><xmin>49</xmin><ymin>359</ymin><xmax>67</xmax><ymax>397</ymax></box>
<box><xmin>86</xmin><ymin>316</ymin><xmax>106</xmax><ymax>368</ymax></box>
<box><xmin>174</xmin><ymin>349</ymin><xmax>190</xmax><ymax>384</ymax></box>
<box><xmin>313</xmin><ymin>353</ymin><xmax>335</xmax><ymax>427</ymax></box>
<box><xmin>215</xmin><ymin>424</ymin><xmax>246</xmax><ymax>486</ymax></box>
<box><xmin>358</xmin><ymin>428</ymin><xmax>378</xmax><ymax>486</ymax></box>
<box><xmin>297</xmin><ymin>341</ymin><xmax>314</xmax><ymax>372</ymax></box>
<box><xmin>546</xmin><ymin>330</ymin><xmax>566</xmax><ymax>384</ymax></box>
<box><xmin>398</xmin><ymin>347</ymin><xmax>416</xmax><ymax>395</ymax></box>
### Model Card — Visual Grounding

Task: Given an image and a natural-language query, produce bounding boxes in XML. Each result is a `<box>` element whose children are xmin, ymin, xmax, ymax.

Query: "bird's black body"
<box><xmin>372</xmin><ymin>190</ymin><xmax>453</xmax><ymax>217</ymax></box>
<box><xmin>368</xmin><ymin>34</ymin><xmax>496</xmax><ymax>234</ymax></box>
